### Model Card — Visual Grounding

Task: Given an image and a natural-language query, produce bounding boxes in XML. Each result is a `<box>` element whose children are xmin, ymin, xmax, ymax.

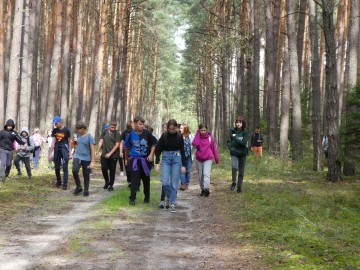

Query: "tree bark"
<box><xmin>6</xmin><ymin>0</ymin><xmax>23</xmax><ymax>121</ymax></box>
<box><xmin>309</xmin><ymin>0</ymin><xmax>322</xmax><ymax>171</ymax></box>
<box><xmin>322</xmin><ymin>0</ymin><xmax>341</xmax><ymax>181</ymax></box>
<box><xmin>0</xmin><ymin>0</ymin><xmax>5</xmax><ymax>126</ymax></box>
<box><xmin>286</xmin><ymin>0</ymin><xmax>303</xmax><ymax>160</ymax></box>
<box><xmin>252</xmin><ymin>0</ymin><xmax>260</xmax><ymax>129</ymax></box>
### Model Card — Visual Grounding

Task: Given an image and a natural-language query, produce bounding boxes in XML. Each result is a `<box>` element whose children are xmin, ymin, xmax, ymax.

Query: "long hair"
<box><xmin>235</xmin><ymin>116</ymin><xmax>246</xmax><ymax>130</ymax></box>
<box><xmin>167</xmin><ymin>119</ymin><xmax>178</xmax><ymax>128</ymax></box>
<box><xmin>181</xmin><ymin>123</ymin><xmax>191</xmax><ymax>137</ymax></box>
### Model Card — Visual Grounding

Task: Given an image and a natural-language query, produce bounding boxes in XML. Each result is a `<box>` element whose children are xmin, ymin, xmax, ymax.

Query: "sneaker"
<box><xmin>200</xmin><ymin>189</ymin><xmax>205</xmax><ymax>196</ymax></box>
<box><xmin>103</xmin><ymin>183</ymin><xmax>109</xmax><ymax>189</ymax></box>
<box><xmin>237</xmin><ymin>187</ymin><xmax>242</xmax><ymax>193</ymax></box>
<box><xmin>170</xmin><ymin>204</ymin><xmax>176</xmax><ymax>213</ymax></box>
<box><xmin>230</xmin><ymin>182</ymin><xmax>236</xmax><ymax>191</ymax></box>
<box><xmin>73</xmin><ymin>186</ymin><xmax>83</xmax><ymax>195</ymax></box>
<box><xmin>129</xmin><ymin>199</ymin><xmax>135</xmax><ymax>206</ymax></box>
<box><xmin>143</xmin><ymin>199</ymin><xmax>150</xmax><ymax>203</ymax></box>
<box><xmin>83</xmin><ymin>190</ymin><xmax>89</xmax><ymax>197</ymax></box>
<box><xmin>179</xmin><ymin>184</ymin><xmax>185</xmax><ymax>191</ymax></box>
<box><xmin>184</xmin><ymin>184</ymin><xmax>189</xmax><ymax>190</ymax></box>
<box><xmin>159</xmin><ymin>201</ymin><xmax>165</xmax><ymax>209</ymax></box>
<box><xmin>55</xmin><ymin>181</ymin><xmax>62</xmax><ymax>188</ymax></box>
<box><xmin>165</xmin><ymin>199</ymin><xmax>170</xmax><ymax>209</ymax></box>
<box><xmin>108</xmin><ymin>186</ymin><xmax>114</xmax><ymax>191</ymax></box>
<box><xmin>62</xmin><ymin>184</ymin><xmax>68</xmax><ymax>190</ymax></box>
<box><xmin>204</xmin><ymin>189</ymin><xmax>210</xmax><ymax>197</ymax></box>
<box><xmin>120</xmin><ymin>171</ymin><xmax>124</xmax><ymax>177</ymax></box>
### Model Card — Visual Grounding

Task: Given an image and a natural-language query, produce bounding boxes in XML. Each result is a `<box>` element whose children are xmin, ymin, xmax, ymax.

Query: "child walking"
<box><xmin>155</xmin><ymin>119</ymin><xmax>186</xmax><ymax>213</ymax></box>
<box><xmin>192</xmin><ymin>123</ymin><xmax>220</xmax><ymax>197</ymax></box>
<box><xmin>14</xmin><ymin>127</ymin><xmax>34</xmax><ymax>179</ymax></box>
<box><xmin>227</xmin><ymin>116</ymin><xmax>248</xmax><ymax>193</ymax></box>
<box><xmin>179</xmin><ymin>123</ymin><xmax>194</xmax><ymax>191</ymax></box>
<box><xmin>0</xmin><ymin>119</ymin><xmax>25</xmax><ymax>181</ymax></box>
<box><xmin>72</xmin><ymin>121</ymin><xmax>95</xmax><ymax>196</ymax></box>
<box><xmin>124</xmin><ymin>116</ymin><xmax>156</xmax><ymax>205</ymax></box>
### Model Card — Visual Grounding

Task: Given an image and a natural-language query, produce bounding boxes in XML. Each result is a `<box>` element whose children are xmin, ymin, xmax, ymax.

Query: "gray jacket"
<box><xmin>17</xmin><ymin>127</ymin><xmax>35</xmax><ymax>158</ymax></box>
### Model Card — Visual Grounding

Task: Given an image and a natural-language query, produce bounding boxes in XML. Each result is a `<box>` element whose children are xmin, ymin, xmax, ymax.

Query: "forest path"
<box><xmin>0</xmin><ymin>173</ymin><xmax>260</xmax><ymax>270</ymax></box>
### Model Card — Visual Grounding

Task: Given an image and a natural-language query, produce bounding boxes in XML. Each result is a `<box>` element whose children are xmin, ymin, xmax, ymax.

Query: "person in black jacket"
<box><xmin>0</xmin><ymin>119</ymin><xmax>25</xmax><ymax>181</ymax></box>
<box><xmin>250</xmin><ymin>127</ymin><xmax>264</xmax><ymax>164</ymax></box>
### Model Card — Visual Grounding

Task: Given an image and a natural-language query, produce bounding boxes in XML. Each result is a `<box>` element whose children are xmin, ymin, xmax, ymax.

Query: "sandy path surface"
<box><xmin>0</xmin><ymin>174</ymin><xmax>260</xmax><ymax>270</ymax></box>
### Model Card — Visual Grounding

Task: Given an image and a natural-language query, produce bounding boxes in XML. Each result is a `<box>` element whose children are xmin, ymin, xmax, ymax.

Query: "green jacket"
<box><xmin>227</xmin><ymin>128</ymin><xmax>248</xmax><ymax>156</ymax></box>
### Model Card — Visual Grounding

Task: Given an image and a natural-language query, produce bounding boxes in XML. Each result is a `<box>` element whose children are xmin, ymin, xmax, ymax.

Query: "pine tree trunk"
<box><xmin>46</xmin><ymin>0</ymin><xmax>63</xmax><ymax>123</ymax></box>
<box><xmin>309</xmin><ymin>0</ymin><xmax>322</xmax><ymax>171</ymax></box>
<box><xmin>100</xmin><ymin>0</ymin><xmax>109</xmax><ymax>124</ymax></box>
<box><xmin>61</xmin><ymin>0</ymin><xmax>74</xmax><ymax>126</ymax></box>
<box><xmin>322</xmin><ymin>0</ymin><xmax>341</xmax><ymax>181</ymax></box>
<box><xmin>19</xmin><ymin>0</ymin><xmax>32</xmax><ymax>129</ymax></box>
<box><xmin>252</xmin><ymin>0</ymin><xmax>260</xmax><ymax>129</ymax></box>
<box><xmin>343</xmin><ymin>0</ymin><xmax>359</xmax><ymax>176</ymax></box>
<box><xmin>286</xmin><ymin>0</ymin><xmax>303</xmax><ymax>160</ymax></box>
<box><xmin>0</xmin><ymin>0</ymin><xmax>5</xmax><ymax>126</ymax></box>
<box><xmin>71</xmin><ymin>1</ymin><xmax>84</xmax><ymax>128</ymax></box>
<box><xmin>280</xmin><ymin>36</ymin><xmax>290</xmax><ymax>161</ymax></box>
<box><xmin>297</xmin><ymin>0</ymin><xmax>307</xmax><ymax>80</ymax></box>
<box><xmin>6</xmin><ymin>0</ymin><xmax>23</xmax><ymax>121</ymax></box>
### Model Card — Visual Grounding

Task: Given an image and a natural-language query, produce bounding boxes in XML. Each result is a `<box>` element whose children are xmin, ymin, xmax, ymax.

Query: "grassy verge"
<box><xmin>212</xmin><ymin>148</ymin><xmax>360</xmax><ymax>269</ymax></box>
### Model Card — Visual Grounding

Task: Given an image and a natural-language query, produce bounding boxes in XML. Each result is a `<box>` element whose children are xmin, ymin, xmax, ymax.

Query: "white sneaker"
<box><xmin>170</xmin><ymin>204</ymin><xmax>176</xmax><ymax>213</ymax></box>
<box><xmin>120</xmin><ymin>171</ymin><xmax>124</xmax><ymax>177</ymax></box>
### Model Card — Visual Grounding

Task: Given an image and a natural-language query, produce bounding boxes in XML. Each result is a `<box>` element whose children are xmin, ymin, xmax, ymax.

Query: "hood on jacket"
<box><xmin>4</xmin><ymin>119</ymin><xmax>15</xmax><ymax>129</ymax></box>
<box><xmin>20</xmin><ymin>127</ymin><xmax>30</xmax><ymax>138</ymax></box>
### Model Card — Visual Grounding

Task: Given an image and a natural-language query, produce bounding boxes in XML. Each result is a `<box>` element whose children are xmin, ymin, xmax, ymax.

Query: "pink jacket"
<box><xmin>192</xmin><ymin>131</ymin><xmax>220</xmax><ymax>164</ymax></box>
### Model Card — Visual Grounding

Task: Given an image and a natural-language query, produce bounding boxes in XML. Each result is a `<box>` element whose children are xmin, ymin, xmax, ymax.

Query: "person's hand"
<box><xmin>181</xmin><ymin>166</ymin><xmax>186</xmax><ymax>173</ymax></box>
<box><xmin>105</xmin><ymin>153</ymin><xmax>111</xmax><ymax>159</ymax></box>
<box><xmin>124</xmin><ymin>159</ymin><xmax>128</xmax><ymax>166</ymax></box>
<box><xmin>120</xmin><ymin>152</ymin><xmax>124</xmax><ymax>158</ymax></box>
<box><xmin>96</xmin><ymin>151</ymin><xmax>100</xmax><ymax>157</ymax></box>
<box><xmin>89</xmin><ymin>161</ymin><xmax>94</xmax><ymax>169</ymax></box>
<box><xmin>147</xmin><ymin>155</ymin><xmax>153</xmax><ymax>162</ymax></box>
<box><xmin>155</xmin><ymin>164</ymin><xmax>160</xmax><ymax>172</ymax></box>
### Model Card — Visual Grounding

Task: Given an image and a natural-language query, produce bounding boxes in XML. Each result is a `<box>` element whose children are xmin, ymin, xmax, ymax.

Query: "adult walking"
<box><xmin>155</xmin><ymin>119</ymin><xmax>186</xmax><ymax>213</ymax></box>
<box><xmin>227</xmin><ymin>116</ymin><xmax>248</xmax><ymax>193</ymax></box>
<box><xmin>179</xmin><ymin>123</ymin><xmax>194</xmax><ymax>191</ymax></box>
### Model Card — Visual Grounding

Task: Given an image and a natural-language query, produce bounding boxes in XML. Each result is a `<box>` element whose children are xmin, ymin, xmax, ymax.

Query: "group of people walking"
<box><xmin>0</xmin><ymin>115</ymin><xmax>265</xmax><ymax>213</ymax></box>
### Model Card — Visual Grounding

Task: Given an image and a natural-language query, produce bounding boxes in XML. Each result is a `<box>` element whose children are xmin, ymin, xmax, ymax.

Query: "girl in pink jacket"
<box><xmin>192</xmin><ymin>123</ymin><xmax>220</xmax><ymax>197</ymax></box>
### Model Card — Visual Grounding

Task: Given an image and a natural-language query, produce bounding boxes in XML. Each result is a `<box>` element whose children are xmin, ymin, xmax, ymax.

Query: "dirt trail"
<box><xmin>0</xmin><ymin>174</ymin><xmax>260</xmax><ymax>270</ymax></box>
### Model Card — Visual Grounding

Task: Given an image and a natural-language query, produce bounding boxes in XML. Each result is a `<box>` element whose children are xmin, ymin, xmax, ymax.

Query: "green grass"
<box><xmin>213</xmin><ymin>148</ymin><xmax>360</xmax><ymax>269</ymax></box>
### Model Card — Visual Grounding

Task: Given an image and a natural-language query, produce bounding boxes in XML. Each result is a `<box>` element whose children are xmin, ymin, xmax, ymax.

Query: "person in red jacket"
<box><xmin>192</xmin><ymin>123</ymin><xmax>220</xmax><ymax>197</ymax></box>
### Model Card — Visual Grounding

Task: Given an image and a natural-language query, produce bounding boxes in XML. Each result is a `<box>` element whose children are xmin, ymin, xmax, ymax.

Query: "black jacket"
<box><xmin>0</xmin><ymin>119</ymin><xmax>25</xmax><ymax>151</ymax></box>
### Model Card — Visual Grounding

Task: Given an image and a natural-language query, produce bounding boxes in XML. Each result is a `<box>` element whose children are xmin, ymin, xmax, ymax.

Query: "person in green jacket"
<box><xmin>227</xmin><ymin>116</ymin><xmax>248</xmax><ymax>193</ymax></box>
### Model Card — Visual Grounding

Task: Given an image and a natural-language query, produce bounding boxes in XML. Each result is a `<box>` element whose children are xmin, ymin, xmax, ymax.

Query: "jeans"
<box><xmin>101</xmin><ymin>156</ymin><xmax>118</xmax><ymax>187</ymax></box>
<box><xmin>129</xmin><ymin>158</ymin><xmax>151</xmax><ymax>201</ymax></box>
<box><xmin>14</xmin><ymin>155</ymin><xmax>32</xmax><ymax>177</ymax></box>
<box><xmin>54</xmin><ymin>150</ymin><xmax>69</xmax><ymax>185</ymax></box>
<box><xmin>33</xmin><ymin>147</ymin><xmax>41</xmax><ymax>168</ymax></box>
<box><xmin>231</xmin><ymin>155</ymin><xmax>246</xmax><ymax>188</ymax></box>
<box><xmin>180</xmin><ymin>156</ymin><xmax>192</xmax><ymax>185</ymax></box>
<box><xmin>0</xmin><ymin>149</ymin><xmax>13</xmax><ymax>178</ymax></box>
<box><xmin>196</xmin><ymin>160</ymin><xmax>213</xmax><ymax>190</ymax></box>
<box><xmin>72</xmin><ymin>158</ymin><xmax>91</xmax><ymax>190</ymax></box>
<box><xmin>161</xmin><ymin>151</ymin><xmax>182</xmax><ymax>204</ymax></box>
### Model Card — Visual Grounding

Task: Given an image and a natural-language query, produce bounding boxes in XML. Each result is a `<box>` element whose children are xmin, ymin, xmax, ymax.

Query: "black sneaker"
<box><xmin>62</xmin><ymin>184</ymin><xmax>68</xmax><ymax>190</ymax></box>
<box><xmin>204</xmin><ymin>189</ymin><xmax>210</xmax><ymax>197</ymax></box>
<box><xmin>200</xmin><ymin>189</ymin><xmax>205</xmax><ymax>196</ymax></box>
<box><xmin>129</xmin><ymin>199</ymin><xmax>135</xmax><ymax>206</ymax></box>
<box><xmin>108</xmin><ymin>186</ymin><xmax>114</xmax><ymax>191</ymax></box>
<box><xmin>237</xmin><ymin>187</ymin><xmax>242</xmax><ymax>193</ymax></box>
<box><xmin>230</xmin><ymin>182</ymin><xmax>236</xmax><ymax>191</ymax></box>
<box><xmin>73</xmin><ymin>187</ymin><xmax>83</xmax><ymax>195</ymax></box>
<box><xmin>83</xmin><ymin>190</ymin><xmax>89</xmax><ymax>197</ymax></box>
<box><xmin>55</xmin><ymin>181</ymin><xmax>62</xmax><ymax>188</ymax></box>
<box><xmin>103</xmin><ymin>183</ymin><xmax>110</xmax><ymax>189</ymax></box>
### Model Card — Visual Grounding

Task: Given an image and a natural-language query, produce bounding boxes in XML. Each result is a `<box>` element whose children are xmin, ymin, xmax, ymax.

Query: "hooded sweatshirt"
<box><xmin>192</xmin><ymin>130</ymin><xmax>220</xmax><ymax>164</ymax></box>
<box><xmin>0</xmin><ymin>119</ymin><xmax>25</xmax><ymax>151</ymax></box>
<box><xmin>17</xmin><ymin>127</ymin><xmax>35</xmax><ymax>158</ymax></box>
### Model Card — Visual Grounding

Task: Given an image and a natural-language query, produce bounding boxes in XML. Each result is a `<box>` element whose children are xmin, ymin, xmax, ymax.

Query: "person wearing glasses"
<box><xmin>227</xmin><ymin>116</ymin><xmax>248</xmax><ymax>193</ymax></box>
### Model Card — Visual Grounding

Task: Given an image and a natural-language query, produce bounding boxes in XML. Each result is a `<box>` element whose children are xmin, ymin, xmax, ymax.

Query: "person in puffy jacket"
<box><xmin>227</xmin><ymin>116</ymin><xmax>248</xmax><ymax>193</ymax></box>
<box><xmin>0</xmin><ymin>119</ymin><xmax>25</xmax><ymax>181</ymax></box>
<box><xmin>14</xmin><ymin>127</ymin><xmax>35</xmax><ymax>179</ymax></box>
<box><xmin>192</xmin><ymin>123</ymin><xmax>220</xmax><ymax>197</ymax></box>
